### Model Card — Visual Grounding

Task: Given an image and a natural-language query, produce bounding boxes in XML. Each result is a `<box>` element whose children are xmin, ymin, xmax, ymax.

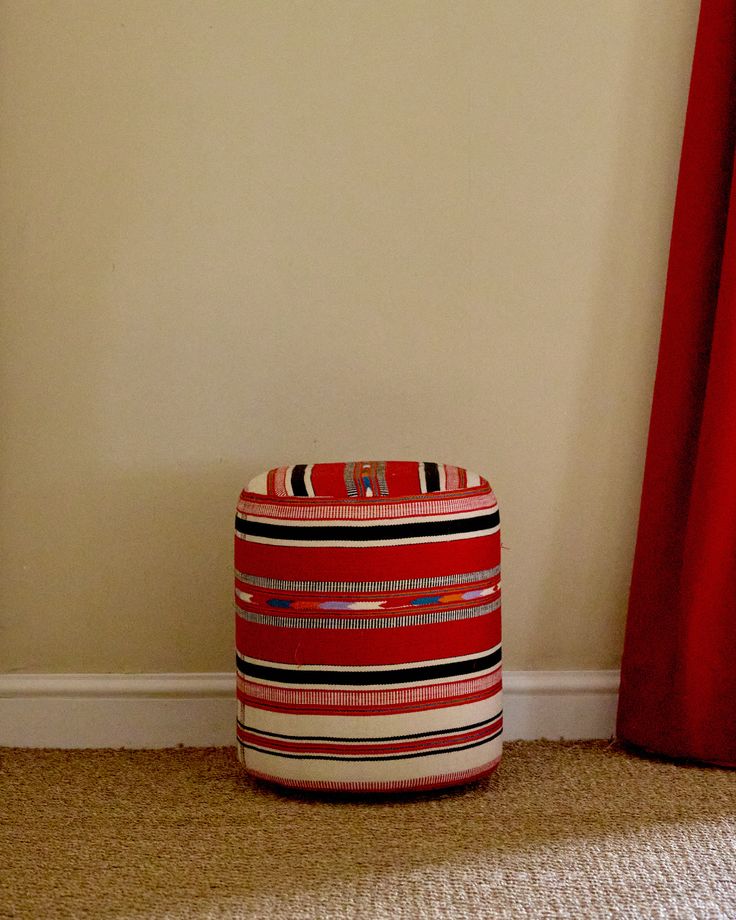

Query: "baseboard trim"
<box><xmin>503</xmin><ymin>670</ymin><xmax>619</xmax><ymax>742</ymax></box>
<box><xmin>0</xmin><ymin>670</ymin><xmax>620</xmax><ymax>748</ymax></box>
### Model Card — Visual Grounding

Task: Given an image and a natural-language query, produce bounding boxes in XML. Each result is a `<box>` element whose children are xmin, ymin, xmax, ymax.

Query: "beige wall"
<box><xmin>0</xmin><ymin>1</ymin><xmax>699</xmax><ymax>673</ymax></box>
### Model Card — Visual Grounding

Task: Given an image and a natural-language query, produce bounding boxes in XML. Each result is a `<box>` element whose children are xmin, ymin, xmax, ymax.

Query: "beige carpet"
<box><xmin>1</xmin><ymin>741</ymin><xmax>735</xmax><ymax>919</ymax></box>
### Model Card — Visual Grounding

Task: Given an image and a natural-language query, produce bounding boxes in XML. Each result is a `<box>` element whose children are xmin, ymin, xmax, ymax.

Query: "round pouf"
<box><xmin>234</xmin><ymin>461</ymin><xmax>502</xmax><ymax>793</ymax></box>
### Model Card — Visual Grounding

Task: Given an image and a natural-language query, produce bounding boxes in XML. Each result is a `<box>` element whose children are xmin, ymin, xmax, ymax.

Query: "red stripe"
<box><xmin>238</xmin><ymin>494</ymin><xmax>497</xmax><ymax>523</ymax></box>
<box><xmin>235</xmin><ymin>533</ymin><xmax>499</xmax><ymax>581</ymax></box>
<box><xmin>237</xmin><ymin>668</ymin><xmax>501</xmax><ymax>705</ymax></box>
<box><xmin>266</xmin><ymin>469</ymin><xmax>277</xmax><ymax>495</ymax></box>
<box><xmin>239</xmin><ymin>684</ymin><xmax>501</xmax><ymax>716</ymax></box>
<box><xmin>241</xmin><ymin>485</ymin><xmax>492</xmax><ymax>510</ymax></box>
<box><xmin>236</xmin><ymin>610</ymin><xmax>501</xmax><ymax>665</ymax></box>
<box><xmin>310</xmin><ymin>463</ymin><xmax>348</xmax><ymax>497</ymax></box>
<box><xmin>241</xmin><ymin>699</ymin><xmax>496</xmax><ymax>718</ymax></box>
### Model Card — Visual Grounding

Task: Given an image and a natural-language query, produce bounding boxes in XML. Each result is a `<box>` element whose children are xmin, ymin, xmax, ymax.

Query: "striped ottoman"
<box><xmin>234</xmin><ymin>461</ymin><xmax>502</xmax><ymax>793</ymax></box>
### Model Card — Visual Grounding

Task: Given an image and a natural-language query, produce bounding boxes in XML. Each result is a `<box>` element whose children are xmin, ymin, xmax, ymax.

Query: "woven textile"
<box><xmin>234</xmin><ymin>460</ymin><xmax>502</xmax><ymax>792</ymax></box>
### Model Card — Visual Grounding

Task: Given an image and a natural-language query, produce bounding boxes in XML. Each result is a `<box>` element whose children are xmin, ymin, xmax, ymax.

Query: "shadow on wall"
<box><xmin>534</xmin><ymin>3</ymin><xmax>699</xmax><ymax>667</ymax></box>
<box><xmin>4</xmin><ymin>460</ymin><xmax>262</xmax><ymax>674</ymax></box>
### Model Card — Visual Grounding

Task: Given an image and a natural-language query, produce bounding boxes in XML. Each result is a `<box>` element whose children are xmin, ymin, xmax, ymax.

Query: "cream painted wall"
<box><xmin>0</xmin><ymin>1</ymin><xmax>699</xmax><ymax>673</ymax></box>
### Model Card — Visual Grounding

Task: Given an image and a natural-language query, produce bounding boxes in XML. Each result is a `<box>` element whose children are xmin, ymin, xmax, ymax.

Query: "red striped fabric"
<box><xmin>235</xmin><ymin>461</ymin><xmax>502</xmax><ymax>792</ymax></box>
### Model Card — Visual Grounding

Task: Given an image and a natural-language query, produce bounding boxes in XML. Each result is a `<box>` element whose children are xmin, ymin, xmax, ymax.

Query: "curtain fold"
<box><xmin>616</xmin><ymin>0</ymin><xmax>736</xmax><ymax>766</ymax></box>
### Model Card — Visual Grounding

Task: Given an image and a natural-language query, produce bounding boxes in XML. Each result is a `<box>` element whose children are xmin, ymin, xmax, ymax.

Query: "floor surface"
<box><xmin>1</xmin><ymin>740</ymin><xmax>735</xmax><ymax>919</ymax></box>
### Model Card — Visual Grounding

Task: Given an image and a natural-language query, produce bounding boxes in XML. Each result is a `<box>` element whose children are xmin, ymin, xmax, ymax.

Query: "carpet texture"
<box><xmin>1</xmin><ymin>741</ymin><xmax>735</xmax><ymax>919</ymax></box>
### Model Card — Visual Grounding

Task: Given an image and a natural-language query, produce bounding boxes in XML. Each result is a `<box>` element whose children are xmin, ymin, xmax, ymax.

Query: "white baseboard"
<box><xmin>0</xmin><ymin>670</ymin><xmax>619</xmax><ymax>748</ymax></box>
<box><xmin>503</xmin><ymin>670</ymin><xmax>619</xmax><ymax>742</ymax></box>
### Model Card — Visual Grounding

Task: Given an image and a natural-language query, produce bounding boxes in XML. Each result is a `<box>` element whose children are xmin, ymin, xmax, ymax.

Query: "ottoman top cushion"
<box><xmin>245</xmin><ymin>461</ymin><xmax>487</xmax><ymax>500</ymax></box>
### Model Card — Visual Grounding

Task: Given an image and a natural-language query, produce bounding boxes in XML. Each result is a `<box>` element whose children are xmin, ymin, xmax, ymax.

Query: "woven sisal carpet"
<box><xmin>1</xmin><ymin>741</ymin><xmax>735</xmax><ymax>919</ymax></box>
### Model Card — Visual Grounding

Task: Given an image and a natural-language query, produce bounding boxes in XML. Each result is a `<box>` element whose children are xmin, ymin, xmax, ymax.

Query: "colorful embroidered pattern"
<box><xmin>235</xmin><ymin>460</ymin><xmax>501</xmax><ymax>792</ymax></box>
<box><xmin>236</xmin><ymin>599</ymin><xmax>500</xmax><ymax>630</ymax></box>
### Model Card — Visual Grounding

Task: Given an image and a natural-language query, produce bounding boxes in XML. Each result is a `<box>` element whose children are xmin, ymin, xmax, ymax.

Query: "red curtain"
<box><xmin>616</xmin><ymin>0</ymin><xmax>736</xmax><ymax>766</ymax></box>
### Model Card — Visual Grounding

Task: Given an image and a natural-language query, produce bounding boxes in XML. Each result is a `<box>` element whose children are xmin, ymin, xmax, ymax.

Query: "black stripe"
<box><xmin>236</xmin><ymin>647</ymin><xmax>502</xmax><ymax>685</ymax></box>
<box><xmin>424</xmin><ymin>462</ymin><xmax>440</xmax><ymax>492</ymax></box>
<box><xmin>238</xmin><ymin>728</ymin><xmax>502</xmax><ymax>762</ymax></box>
<box><xmin>290</xmin><ymin>465</ymin><xmax>308</xmax><ymax>497</ymax></box>
<box><xmin>235</xmin><ymin>510</ymin><xmax>499</xmax><ymax>542</ymax></box>
<box><xmin>237</xmin><ymin>711</ymin><xmax>503</xmax><ymax>743</ymax></box>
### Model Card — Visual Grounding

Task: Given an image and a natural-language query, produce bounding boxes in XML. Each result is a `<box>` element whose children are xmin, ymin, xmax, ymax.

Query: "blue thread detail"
<box><xmin>411</xmin><ymin>596</ymin><xmax>440</xmax><ymax>606</ymax></box>
<box><xmin>267</xmin><ymin>599</ymin><xmax>292</xmax><ymax>609</ymax></box>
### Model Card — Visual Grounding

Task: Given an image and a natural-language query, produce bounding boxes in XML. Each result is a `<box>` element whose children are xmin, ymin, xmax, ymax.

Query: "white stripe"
<box><xmin>304</xmin><ymin>464</ymin><xmax>315</xmax><ymax>497</ymax></box>
<box><xmin>237</xmin><ymin>506</ymin><xmax>495</xmax><ymax>527</ymax></box>
<box><xmin>239</xmin><ymin>694</ymin><xmax>503</xmax><ymax>739</ymax></box>
<box><xmin>439</xmin><ymin>464</ymin><xmax>447</xmax><ymax>492</ymax></box>
<box><xmin>284</xmin><ymin>466</ymin><xmax>294</xmax><ymax>496</ymax></box>
<box><xmin>419</xmin><ymin>463</ymin><xmax>428</xmax><ymax>493</ymax></box>
<box><xmin>466</xmin><ymin>471</ymin><xmax>481</xmax><ymax>487</ymax></box>
<box><xmin>239</xmin><ymin>735</ymin><xmax>502</xmax><ymax>784</ymax></box>
<box><xmin>236</xmin><ymin>524</ymin><xmax>499</xmax><ymax>547</ymax></box>
<box><xmin>246</xmin><ymin>472</ymin><xmax>269</xmax><ymax>494</ymax></box>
